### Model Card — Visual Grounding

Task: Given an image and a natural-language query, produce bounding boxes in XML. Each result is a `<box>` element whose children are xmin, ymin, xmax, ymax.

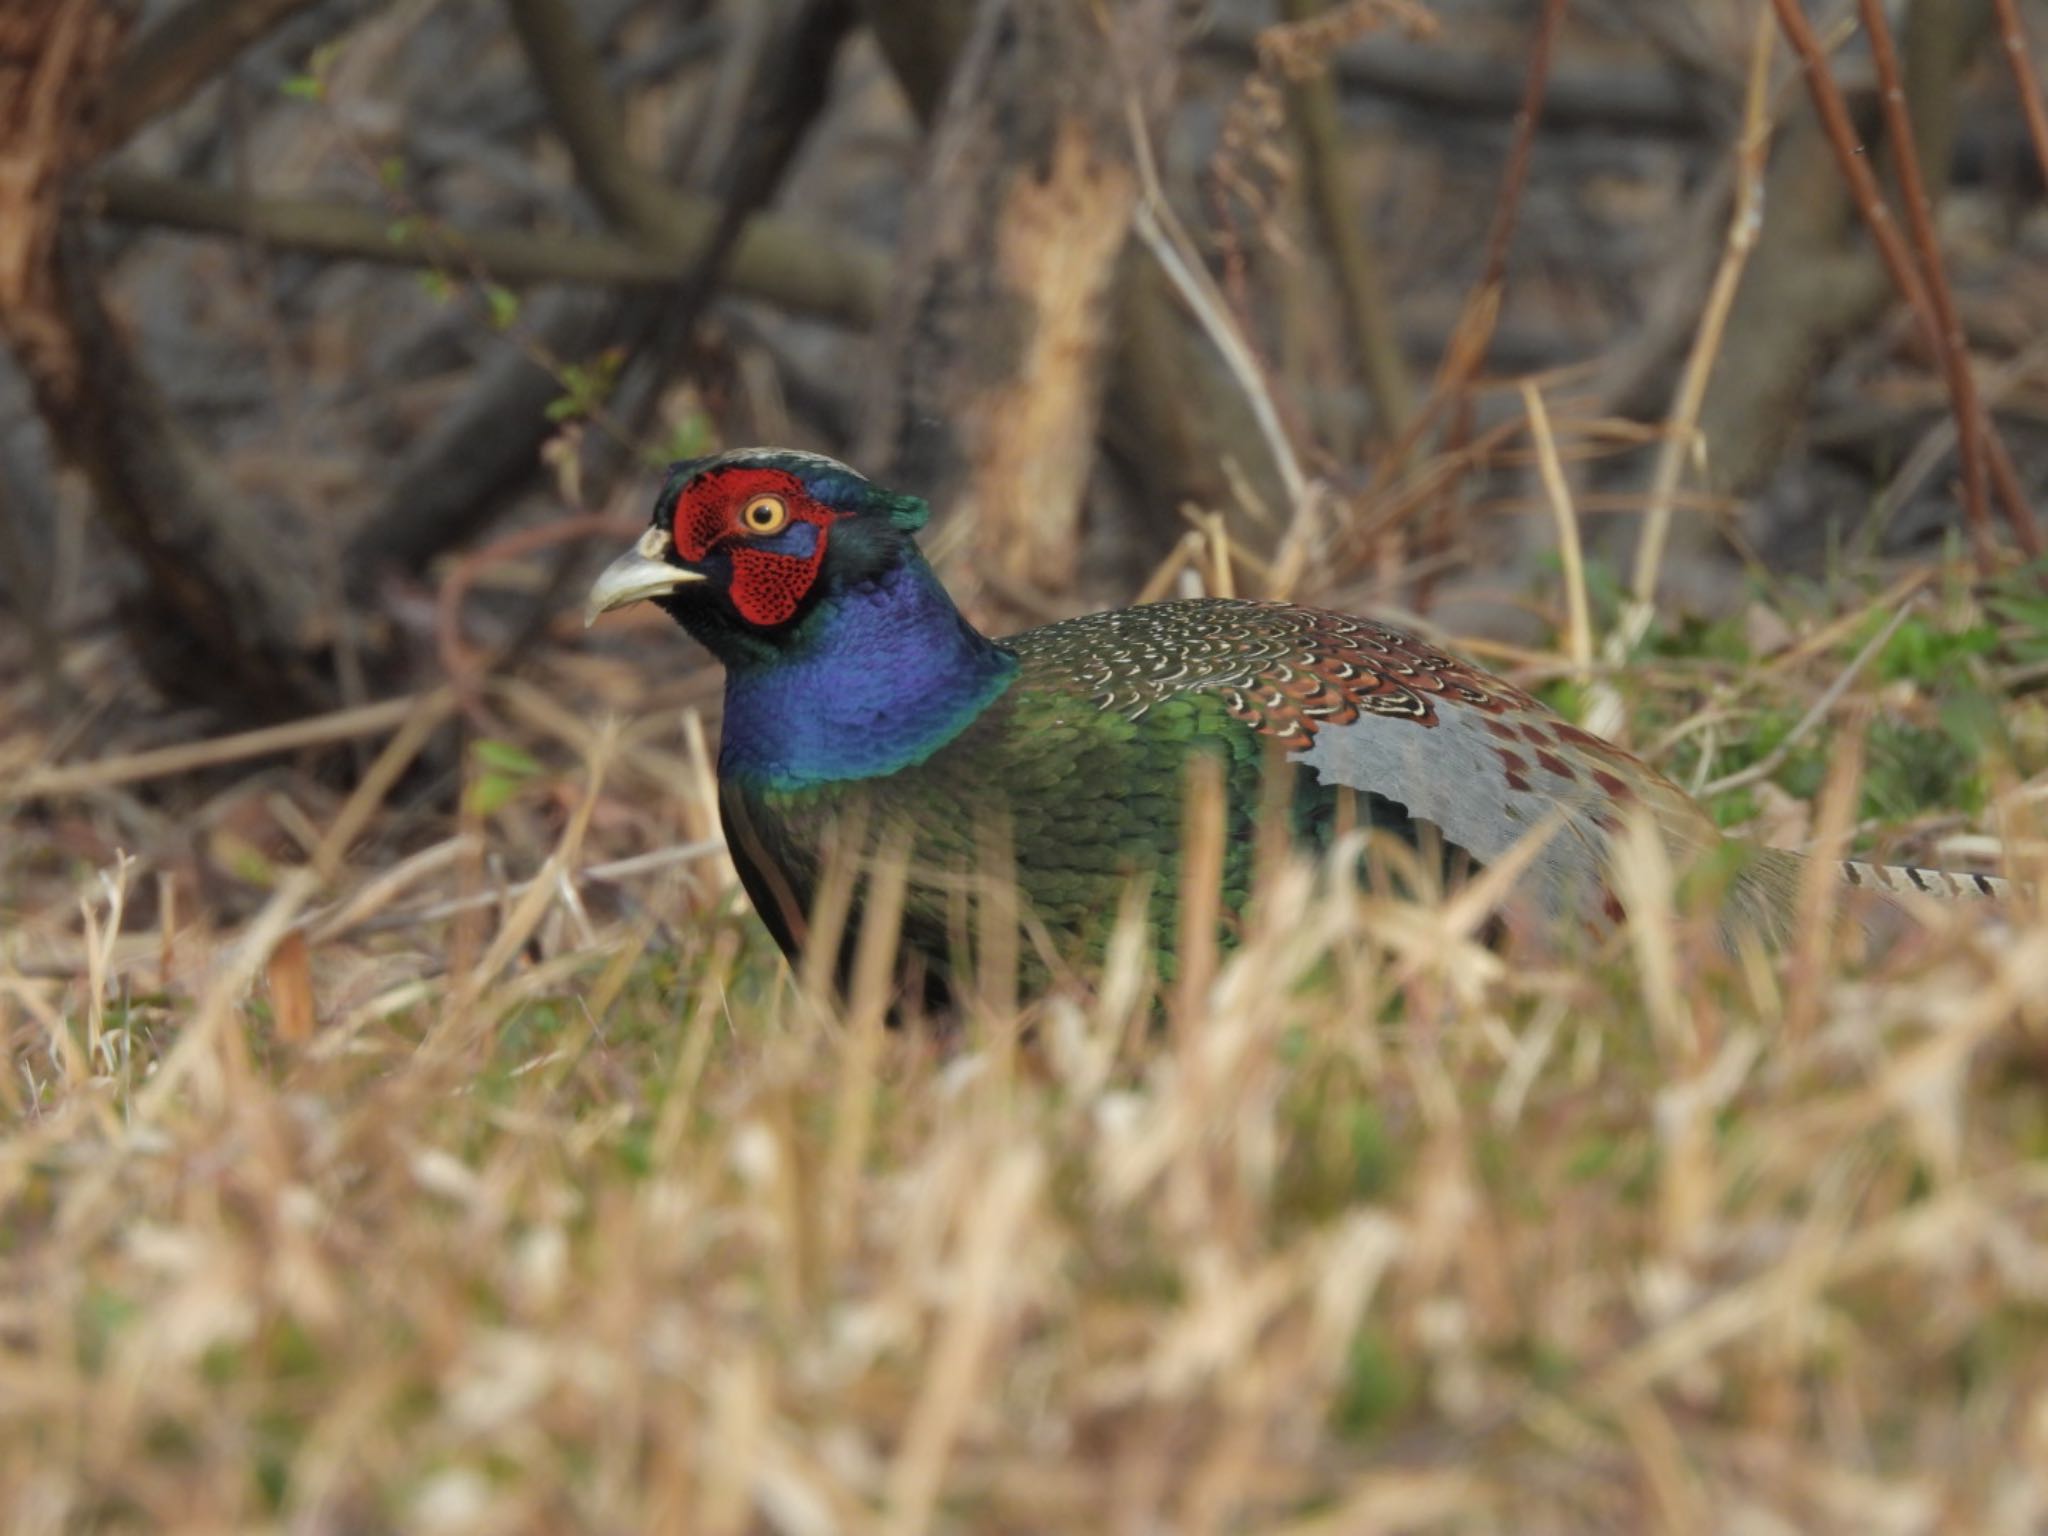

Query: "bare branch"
<box><xmin>104</xmin><ymin>0</ymin><xmax>325</xmax><ymax>144</ymax></box>
<box><xmin>1991</xmin><ymin>0</ymin><xmax>2048</xmax><ymax>189</ymax></box>
<box><xmin>95</xmin><ymin>170</ymin><xmax>888</xmax><ymax>327</ymax></box>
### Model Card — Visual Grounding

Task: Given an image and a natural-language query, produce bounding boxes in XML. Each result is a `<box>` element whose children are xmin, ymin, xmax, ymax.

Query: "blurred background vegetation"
<box><xmin>6</xmin><ymin>0</ymin><xmax>2046</xmax><ymax>918</ymax></box>
<box><xmin>1</xmin><ymin>0</ymin><xmax>2043</xmax><ymax>727</ymax></box>
<box><xmin>3</xmin><ymin>1</ymin><xmax>2048</xmax><ymax>1531</ymax></box>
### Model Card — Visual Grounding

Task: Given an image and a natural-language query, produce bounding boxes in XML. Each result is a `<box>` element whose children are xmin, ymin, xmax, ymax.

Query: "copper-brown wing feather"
<box><xmin>1009</xmin><ymin>597</ymin><xmax>1721</xmax><ymax>926</ymax></box>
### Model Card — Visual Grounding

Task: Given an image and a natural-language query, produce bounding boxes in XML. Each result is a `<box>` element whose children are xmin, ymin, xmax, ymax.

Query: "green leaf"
<box><xmin>463</xmin><ymin>774</ymin><xmax>520</xmax><ymax>818</ymax></box>
<box><xmin>1709</xmin><ymin>785</ymin><xmax>1758</xmax><ymax>828</ymax></box>
<box><xmin>1330</xmin><ymin>1328</ymin><xmax>1413</xmax><ymax>1440</ymax></box>
<box><xmin>659</xmin><ymin>412</ymin><xmax>718</xmax><ymax>464</ymax></box>
<box><xmin>485</xmin><ymin>286</ymin><xmax>521</xmax><ymax>331</ymax></box>
<box><xmin>473</xmin><ymin>739</ymin><xmax>541</xmax><ymax>777</ymax></box>
<box><xmin>1872</xmin><ymin>612</ymin><xmax>1997</xmax><ymax>685</ymax></box>
<box><xmin>281</xmin><ymin>39</ymin><xmax>343</xmax><ymax>101</ymax></box>
<box><xmin>545</xmin><ymin>353</ymin><xmax>624</xmax><ymax>425</ymax></box>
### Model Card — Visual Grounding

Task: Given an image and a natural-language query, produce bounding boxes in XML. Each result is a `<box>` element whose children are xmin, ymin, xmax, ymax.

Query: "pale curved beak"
<box><xmin>584</xmin><ymin>526</ymin><xmax>706</xmax><ymax>626</ymax></box>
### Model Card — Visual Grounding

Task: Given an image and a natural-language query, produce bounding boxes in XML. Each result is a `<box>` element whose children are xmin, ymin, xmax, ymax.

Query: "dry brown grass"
<box><xmin>4</xmin><ymin>601</ymin><xmax>2048</xmax><ymax>1536</ymax></box>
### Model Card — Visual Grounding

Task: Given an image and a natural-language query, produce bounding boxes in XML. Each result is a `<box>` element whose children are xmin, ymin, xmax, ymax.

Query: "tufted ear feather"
<box><xmin>780</xmin><ymin>459</ymin><xmax>927</xmax><ymax>532</ymax></box>
<box><xmin>884</xmin><ymin>492</ymin><xmax>930</xmax><ymax>532</ymax></box>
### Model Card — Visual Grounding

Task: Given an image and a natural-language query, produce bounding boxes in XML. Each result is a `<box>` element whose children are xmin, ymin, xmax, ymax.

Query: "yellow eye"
<box><xmin>740</xmin><ymin>494</ymin><xmax>788</xmax><ymax>535</ymax></box>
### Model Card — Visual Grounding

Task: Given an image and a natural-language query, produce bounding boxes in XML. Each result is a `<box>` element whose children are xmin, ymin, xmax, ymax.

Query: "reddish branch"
<box><xmin>1990</xmin><ymin>0</ymin><xmax>2048</xmax><ymax>191</ymax></box>
<box><xmin>1855</xmin><ymin>0</ymin><xmax>1994</xmax><ymax>564</ymax></box>
<box><xmin>1409</xmin><ymin>0</ymin><xmax>1565</xmax><ymax>592</ymax></box>
<box><xmin>1770</xmin><ymin>0</ymin><xmax>2041</xmax><ymax>566</ymax></box>
<box><xmin>1465</xmin><ymin>0</ymin><xmax>1566</xmax><ymax>337</ymax></box>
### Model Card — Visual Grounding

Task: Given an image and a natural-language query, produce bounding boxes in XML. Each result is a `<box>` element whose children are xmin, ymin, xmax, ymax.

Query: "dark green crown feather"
<box><xmin>658</xmin><ymin>448</ymin><xmax>930</xmax><ymax>531</ymax></box>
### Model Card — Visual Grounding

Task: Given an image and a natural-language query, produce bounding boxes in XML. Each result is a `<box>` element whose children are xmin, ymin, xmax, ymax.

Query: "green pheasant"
<box><xmin>587</xmin><ymin>448</ymin><xmax>2003</xmax><ymax>999</ymax></box>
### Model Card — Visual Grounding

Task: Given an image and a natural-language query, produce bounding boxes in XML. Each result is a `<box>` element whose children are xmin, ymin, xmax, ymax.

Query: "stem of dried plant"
<box><xmin>133</xmin><ymin>689</ymin><xmax>454</xmax><ymax>1119</ymax></box>
<box><xmin>1</xmin><ymin>691</ymin><xmax>445</xmax><ymax>803</ymax></box>
<box><xmin>1518</xmin><ymin>381</ymin><xmax>1591</xmax><ymax>680</ymax></box>
<box><xmin>1123</xmin><ymin>92</ymin><xmax>1309</xmax><ymax>516</ymax></box>
<box><xmin>1627</xmin><ymin>5</ymin><xmax>1777</xmax><ymax>622</ymax></box>
<box><xmin>437</xmin><ymin>512</ymin><xmax>644</xmax><ymax>714</ymax></box>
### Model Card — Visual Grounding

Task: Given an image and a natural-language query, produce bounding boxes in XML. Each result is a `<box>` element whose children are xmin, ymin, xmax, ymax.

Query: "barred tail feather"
<box><xmin>1839</xmin><ymin>859</ymin><xmax>2011</xmax><ymax>902</ymax></box>
<box><xmin>1720</xmin><ymin>849</ymin><xmax>2011</xmax><ymax>953</ymax></box>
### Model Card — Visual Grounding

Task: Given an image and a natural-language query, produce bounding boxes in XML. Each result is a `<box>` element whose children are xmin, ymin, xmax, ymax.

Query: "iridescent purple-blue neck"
<box><xmin>717</xmin><ymin>552</ymin><xmax>1015</xmax><ymax>788</ymax></box>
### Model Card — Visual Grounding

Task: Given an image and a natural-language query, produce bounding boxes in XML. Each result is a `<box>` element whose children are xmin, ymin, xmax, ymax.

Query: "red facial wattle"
<box><xmin>726</xmin><ymin>537</ymin><xmax>828</xmax><ymax>627</ymax></box>
<box><xmin>667</xmin><ymin>466</ymin><xmax>832</xmax><ymax>628</ymax></box>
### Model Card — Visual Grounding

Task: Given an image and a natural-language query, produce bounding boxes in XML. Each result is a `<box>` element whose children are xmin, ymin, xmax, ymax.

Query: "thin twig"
<box><xmin>1629</xmin><ymin>6</ymin><xmax>1776</xmax><ymax>614</ymax></box>
<box><xmin>94</xmin><ymin>171</ymin><xmax>888</xmax><ymax>326</ymax></box>
<box><xmin>1415</xmin><ymin>0</ymin><xmax>1565</xmax><ymax>596</ymax></box>
<box><xmin>313</xmin><ymin>838</ymin><xmax>728</xmax><ymax>940</ymax></box>
<box><xmin>1518</xmin><ymin>381</ymin><xmax>1591</xmax><ymax>678</ymax></box>
<box><xmin>1463</xmin><ymin>0</ymin><xmax>1566</xmax><ymax>352</ymax></box>
<box><xmin>1990</xmin><ymin>0</ymin><xmax>2048</xmax><ymax>193</ymax></box>
<box><xmin>1</xmin><ymin>691</ymin><xmax>446</xmax><ymax>802</ymax></box>
<box><xmin>1113</xmin><ymin>2</ymin><xmax>1311</xmax><ymax>515</ymax></box>
<box><xmin>435</xmin><ymin>512</ymin><xmax>643</xmax><ymax>714</ymax></box>
<box><xmin>1358</xmin><ymin>283</ymin><xmax>1501</xmax><ymax>506</ymax></box>
<box><xmin>1770</xmin><ymin>0</ymin><xmax>2041</xmax><ymax>565</ymax></box>
<box><xmin>1855</xmin><ymin>0</ymin><xmax>1995</xmax><ymax>561</ymax></box>
<box><xmin>1765</xmin><ymin>0</ymin><xmax>1930</xmax><ymax>317</ymax></box>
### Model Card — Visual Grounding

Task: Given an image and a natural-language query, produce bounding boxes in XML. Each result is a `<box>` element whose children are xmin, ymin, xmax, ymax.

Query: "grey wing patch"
<box><xmin>1294</xmin><ymin>704</ymin><xmax>1617</xmax><ymax>919</ymax></box>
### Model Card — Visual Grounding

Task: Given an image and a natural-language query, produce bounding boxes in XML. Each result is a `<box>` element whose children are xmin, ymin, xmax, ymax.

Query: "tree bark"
<box><xmin>865</xmin><ymin>0</ymin><xmax>1298</xmax><ymax>572</ymax></box>
<box><xmin>857</xmin><ymin>0</ymin><xmax>1178</xmax><ymax>594</ymax></box>
<box><xmin>1</xmin><ymin>0</ymin><xmax>334</xmax><ymax>719</ymax></box>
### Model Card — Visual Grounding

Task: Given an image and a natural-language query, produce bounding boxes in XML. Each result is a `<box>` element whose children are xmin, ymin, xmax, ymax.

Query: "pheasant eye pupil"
<box><xmin>743</xmin><ymin>494</ymin><xmax>787</xmax><ymax>533</ymax></box>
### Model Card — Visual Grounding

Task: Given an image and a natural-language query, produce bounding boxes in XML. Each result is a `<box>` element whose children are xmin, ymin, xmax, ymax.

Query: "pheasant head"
<box><xmin>585</xmin><ymin>448</ymin><xmax>933</xmax><ymax>668</ymax></box>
